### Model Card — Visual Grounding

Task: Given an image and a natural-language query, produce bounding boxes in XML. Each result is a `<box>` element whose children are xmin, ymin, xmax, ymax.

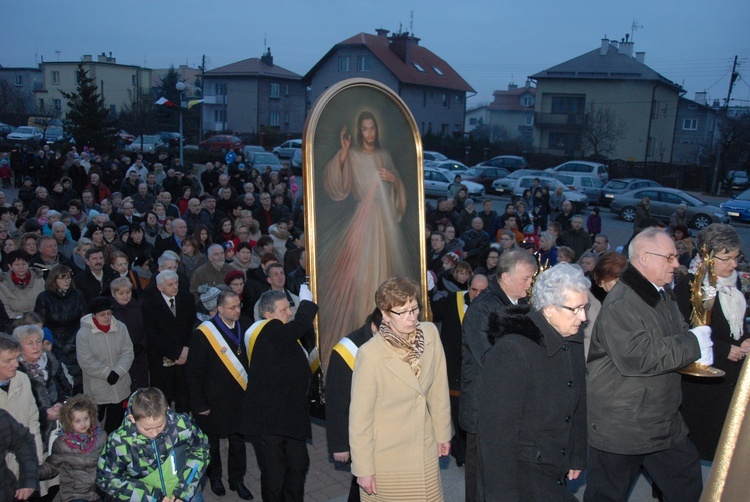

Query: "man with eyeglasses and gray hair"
<box><xmin>585</xmin><ymin>227</ymin><xmax>713</xmax><ymax>501</ymax></box>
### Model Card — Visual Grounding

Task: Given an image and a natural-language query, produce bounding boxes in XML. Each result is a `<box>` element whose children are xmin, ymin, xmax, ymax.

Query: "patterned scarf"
<box><xmin>717</xmin><ymin>271</ymin><xmax>746</xmax><ymax>340</ymax></box>
<box><xmin>60</xmin><ymin>425</ymin><xmax>101</xmax><ymax>454</ymax></box>
<box><xmin>379</xmin><ymin>322</ymin><xmax>425</xmax><ymax>377</ymax></box>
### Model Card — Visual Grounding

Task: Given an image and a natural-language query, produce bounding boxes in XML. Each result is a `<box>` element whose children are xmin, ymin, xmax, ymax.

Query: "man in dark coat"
<box><xmin>187</xmin><ymin>290</ymin><xmax>253</xmax><ymax>500</ymax></box>
<box><xmin>73</xmin><ymin>247</ymin><xmax>118</xmax><ymax>303</ymax></box>
<box><xmin>432</xmin><ymin>274</ymin><xmax>488</xmax><ymax>469</ymax></box>
<box><xmin>0</xmin><ymin>409</ymin><xmax>38</xmax><ymax>501</ymax></box>
<box><xmin>460</xmin><ymin>218</ymin><xmax>490</xmax><ymax>268</ymax></box>
<box><xmin>325</xmin><ymin>309</ymin><xmax>382</xmax><ymax>502</ymax></box>
<box><xmin>141</xmin><ymin>270</ymin><xmax>196</xmax><ymax>413</ymax></box>
<box><xmin>561</xmin><ymin>215</ymin><xmax>592</xmax><ymax>262</ymax></box>
<box><xmin>460</xmin><ymin>250</ymin><xmax>536</xmax><ymax>502</ymax></box>
<box><xmin>242</xmin><ymin>287</ymin><xmax>317</xmax><ymax>502</ymax></box>
<box><xmin>585</xmin><ymin>228</ymin><xmax>710</xmax><ymax>501</ymax></box>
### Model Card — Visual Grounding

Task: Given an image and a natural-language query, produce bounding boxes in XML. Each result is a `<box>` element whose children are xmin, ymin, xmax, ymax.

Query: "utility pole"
<box><xmin>199</xmin><ymin>54</ymin><xmax>206</xmax><ymax>142</ymax></box>
<box><xmin>711</xmin><ymin>55</ymin><xmax>739</xmax><ymax>195</ymax></box>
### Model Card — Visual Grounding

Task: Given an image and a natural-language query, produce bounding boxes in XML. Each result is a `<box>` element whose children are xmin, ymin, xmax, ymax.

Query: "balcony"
<box><xmin>33</xmin><ymin>81</ymin><xmax>47</xmax><ymax>92</ymax></box>
<box><xmin>534</xmin><ymin>113</ymin><xmax>585</xmax><ymax>129</ymax></box>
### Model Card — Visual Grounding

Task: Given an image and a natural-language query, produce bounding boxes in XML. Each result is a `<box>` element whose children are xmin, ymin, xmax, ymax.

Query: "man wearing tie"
<box><xmin>142</xmin><ymin>270</ymin><xmax>196</xmax><ymax>412</ymax></box>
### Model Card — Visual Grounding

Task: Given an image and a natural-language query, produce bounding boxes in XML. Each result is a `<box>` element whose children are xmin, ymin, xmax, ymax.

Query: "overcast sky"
<box><xmin>4</xmin><ymin>0</ymin><xmax>749</xmax><ymax>108</ymax></box>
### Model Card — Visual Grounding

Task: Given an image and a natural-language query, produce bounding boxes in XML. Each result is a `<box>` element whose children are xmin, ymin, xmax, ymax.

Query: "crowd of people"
<box><xmin>1</xmin><ymin>142</ymin><xmax>749</xmax><ymax>502</ymax></box>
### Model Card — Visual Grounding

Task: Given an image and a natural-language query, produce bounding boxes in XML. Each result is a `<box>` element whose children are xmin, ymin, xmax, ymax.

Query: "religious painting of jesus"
<box><xmin>303</xmin><ymin>78</ymin><xmax>427</xmax><ymax>374</ymax></box>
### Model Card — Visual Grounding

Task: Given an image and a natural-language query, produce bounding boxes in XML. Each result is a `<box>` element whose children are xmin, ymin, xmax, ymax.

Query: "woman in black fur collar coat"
<box><xmin>477</xmin><ymin>263</ymin><xmax>590</xmax><ymax>501</ymax></box>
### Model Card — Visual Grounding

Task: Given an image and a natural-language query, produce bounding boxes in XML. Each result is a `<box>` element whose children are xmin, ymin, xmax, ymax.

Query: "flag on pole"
<box><xmin>187</xmin><ymin>99</ymin><xmax>204</xmax><ymax>109</ymax></box>
<box><xmin>154</xmin><ymin>97</ymin><xmax>175</xmax><ymax>107</ymax></box>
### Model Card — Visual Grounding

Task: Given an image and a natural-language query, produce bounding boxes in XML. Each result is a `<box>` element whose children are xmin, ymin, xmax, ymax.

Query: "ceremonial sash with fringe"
<box><xmin>198</xmin><ymin>321</ymin><xmax>248</xmax><ymax>390</ymax></box>
<box><xmin>332</xmin><ymin>337</ymin><xmax>359</xmax><ymax>372</ymax></box>
<box><xmin>245</xmin><ymin>319</ymin><xmax>319</xmax><ymax>372</ymax></box>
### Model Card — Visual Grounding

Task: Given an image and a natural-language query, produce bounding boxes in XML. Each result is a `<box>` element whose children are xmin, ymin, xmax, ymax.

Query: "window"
<box><xmin>270</xmin><ymin>83</ymin><xmax>280</xmax><ymax>99</ymax></box>
<box><xmin>683</xmin><ymin>119</ymin><xmax>698</xmax><ymax>131</ymax></box>
<box><xmin>357</xmin><ymin>55</ymin><xmax>371</xmax><ymax>72</ymax></box>
<box><xmin>214</xmin><ymin>110</ymin><xmax>226</xmax><ymax>122</ymax></box>
<box><xmin>14</xmin><ymin>75</ymin><xmax>22</xmax><ymax>86</ymax></box>
<box><xmin>214</xmin><ymin>83</ymin><xmax>227</xmax><ymax>96</ymax></box>
<box><xmin>270</xmin><ymin>111</ymin><xmax>280</xmax><ymax>127</ymax></box>
<box><xmin>285</xmin><ymin>84</ymin><xmax>289</xmax><ymax>96</ymax></box>
<box><xmin>551</xmin><ymin>96</ymin><xmax>585</xmax><ymax>114</ymax></box>
<box><xmin>413</xmin><ymin>63</ymin><xmax>425</xmax><ymax>72</ymax></box>
<box><xmin>433</xmin><ymin>66</ymin><xmax>444</xmax><ymax>76</ymax></box>
<box><xmin>132</xmin><ymin>74</ymin><xmax>137</xmax><ymax>86</ymax></box>
<box><xmin>284</xmin><ymin>113</ymin><xmax>289</xmax><ymax>124</ymax></box>
<box><xmin>442</xmin><ymin>94</ymin><xmax>448</xmax><ymax>108</ymax></box>
<box><xmin>53</xmin><ymin>99</ymin><xmax>62</xmax><ymax>111</ymax></box>
<box><xmin>469</xmin><ymin>118</ymin><xmax>477</xmax><ymax>126</ymax></box>
<box><xmin>338</xmin><ymin>56</ymin><xmax>350</xmax><ymax>72</ymax></box>
<box><xmin>521</xmin><ymin>95</ymin><xmax>533</xmax><ymax>107</ymax></box>
<box><xmin>38</xmin><ymin>99</ymin><xmax>45</xmax><ymax>110</ymax></box>
<box><xmin>52</xmin><ymin>71</ymin><xmax>60</xmax><ymax>84</ymax></box>
<box><xmin>525</xmin><ymin>115</ymin><xmax>534</xmax><ymax>126</ymax></box>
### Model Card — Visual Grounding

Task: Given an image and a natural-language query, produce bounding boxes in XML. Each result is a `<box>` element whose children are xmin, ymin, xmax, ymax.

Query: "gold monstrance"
<box><xmin>678</xmin><ymin>247</ymin><xmax>726</xmax><ymax>378</ymax></box>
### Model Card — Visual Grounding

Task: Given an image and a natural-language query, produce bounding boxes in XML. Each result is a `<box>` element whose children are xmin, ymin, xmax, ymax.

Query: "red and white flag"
<box><xmin>154</xmin><ymin>97</ymin><xmax>175</xmax><ymax>107</ymax></box>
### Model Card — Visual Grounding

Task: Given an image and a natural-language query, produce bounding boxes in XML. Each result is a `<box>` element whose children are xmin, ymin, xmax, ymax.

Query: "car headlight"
<box><xmin>604</xmin><ymin>194</ymin><xmax>614</xmax><ymax>199</ymax></box>
<box><xmin>714</xmin><ymin>212</ymin><xmax>726</xmax><ymax>219</ymax></box>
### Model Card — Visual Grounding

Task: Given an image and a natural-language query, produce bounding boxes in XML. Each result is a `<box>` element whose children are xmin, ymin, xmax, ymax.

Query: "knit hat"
<box><xmin>88</xmin><ymin>296</ymin><xmax>114</xmax><ymax>315</ymax></box>
<box><xmin>465</xmin><ymin>198</ymin><xmax>474</xmax><ymax>207</ymax></box>
<box><xmin>224</xmin><ymin>269</ymin><xmax>246</xmax><ymax>286</ymax></box>
<box><xmin>198</xmin><ymin>285</ymin><xmax>221</xmax><ymax>311</ymax></box>
<box><xmin>443</xmin><ymin>252</ymin><xmax>460</xmax><ymax>267</ymax></box>
<box><xmin>118</xmin><ymin>225</ymin><xmax>130</xmax><ymax>236</ymax></box>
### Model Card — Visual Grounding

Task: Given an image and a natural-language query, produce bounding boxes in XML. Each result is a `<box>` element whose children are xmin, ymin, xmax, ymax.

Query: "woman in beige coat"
<box><xmin>350</xmin><ymin>277</ymin><xmax>452</xmax><ymax>501</ymax></box>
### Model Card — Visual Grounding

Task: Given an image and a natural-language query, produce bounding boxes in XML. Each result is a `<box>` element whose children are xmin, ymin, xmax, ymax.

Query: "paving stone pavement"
<box><xmin>199</xmin><ymin>418</ymin><xmax>715</xmax><ymax>501</ymax></box>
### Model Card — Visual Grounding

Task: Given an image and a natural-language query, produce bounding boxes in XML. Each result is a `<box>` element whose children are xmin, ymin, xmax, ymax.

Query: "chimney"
<box><xmin>98</xmin><ymin>53</ymin><xmax>107</xmax><ymax>63</ymax></box>
<box><xmin>82</xmin><ymin>55</ymin><xmax>92</xmax><ymax>62</ymax></box>
<box><xmin>508</xmin><ymin>82</ymin><xmax>518</xmax><ymax>90</ymax></box>
<box><xmin>695</xmin><ymin>92</ymin><xmax>707</xmax><ymax>105</ymax></box>
<box><xmin>375</xmin><ymin>28</ymin><xmax>390</xmax><ymax>37</ymax></box>
<box><xmin>524</xmin><ymin>79</ymin><xmax>531</xmax><ymax>88</ymax></box>
<box><xmin>635</xmin><ymin>52</ymin><xmax>645</xmax><ymax>64</ymax></box>
<box><xmin>600</xmin><ymin>38</ymin><xmax>609</xmax><ymax>56</ymax></box>
<box><xmin>261</xmin><ymin>48</ymin><xmax>273</xmax><ymax>67</ymax></box>
<box><xmin>389</xmin><ymin>32</ymin><xmax>420</xmax><ymax>64</ymax></box>
<box><xmin>620</xmin><ymin>34</ymin><xmax>634</xmax><ymax>57</ymax></box>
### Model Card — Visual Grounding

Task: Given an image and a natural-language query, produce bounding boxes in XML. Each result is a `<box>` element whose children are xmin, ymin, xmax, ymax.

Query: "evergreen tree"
<box><xmin>60</xmin><ymin>63</ymin><xmax>118</xmax><ymax>152</ymax></box>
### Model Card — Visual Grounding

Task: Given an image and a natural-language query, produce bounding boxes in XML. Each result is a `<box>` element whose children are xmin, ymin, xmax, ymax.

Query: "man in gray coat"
<box><xmin>585</xmin><ymin>228</ymin><xmax>713</xmax><ymax>501</ymax></box>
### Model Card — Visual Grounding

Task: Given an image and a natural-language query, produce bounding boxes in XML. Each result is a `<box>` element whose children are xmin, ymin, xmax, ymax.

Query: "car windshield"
<box><xmin>253</xmin><ymin>153</ymin><xmax>277</xmax><ymax>163</ymax></box>
<box><xmin>735</xmin><ymin>190</ymin><xmax>750</xmax><ymax>201</ymax></box>
<box><xmin>16</xmin><ymin>127</ymin><xmax>34</xmax><ymax>134</ymax></box>
<box><xmin>605</xmin><ymin>181</ymin><xmax>628</xmax><ymax>190</ymax></box>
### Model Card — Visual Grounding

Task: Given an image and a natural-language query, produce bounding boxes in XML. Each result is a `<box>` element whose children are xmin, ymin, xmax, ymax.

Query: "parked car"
<box><xmin>599</xmin><ymin>178</ymin><xmax>662</xmax><ymax>207</ymax></box>
<box><xmin>430</xmin><ymin>160</ymin><xmax>471</xmax><ymax>172</ymax></box>
<box><xmin>462</xmin><ymin>166</ymin><xmax>511</xmax><ymax>194</ymax></box>
<box><xmin>546</xmin><ymin>160</ymin><xmax>609</xmax><ymax>182</ymax></box>
<box><xmin>609</xmin><ymin>187</ymin><xmax>729</xmax><ymax>229</ymax></box>
<box><xmin>158</xmin><ymin>131</ymin><xmax>184</xmax><ymax>147</ymax></box>
<box><xmin>117</xmin><ymin>129</ymin><xmax>135</xmax><ymax>143</ymax></box>
<box><xmin>475</xmin><ymin>155</ymin><xmax>530</xmax><ymax>172</ymax></box>
<box><xmin>249</xmin><ymin>152</ymin><xmax>284</xmax><ymax>172</ymax></box>
<box><xmin>423</xmin><ymin>150</ymin><xmax>448</xmax><ymax>163</ymax></box>
<box><xmin>720</xmin><ymin>189</ymin><xmax>750</xmax><ymax>222</ymax></box>
<box><xmin>724</xmin><ymin>170</ymin><xmax>749</xmax><ymax>191</ymax></box>
<box><xmin>242</xmin><ymin>145</ymin><xmax>266</xmax><ymax>158</ymax></box>
<box><xmin>0</xmin><ymin>123</ymin><xmax>13</xmax><ymax>140</ymax></box>
<box><xmin>43</xmin><ymin>126</ymin><xmax>67</xmax><ymax>144</ymax></box>
<box><xmin>126</xmin><ymin>135</ymin><xmax>164</xmax><ymax>154</ymax></box>
<box><xmin>7</xmin><ymin>126</ymin><xmax>43</xmax><ymax>142</ymax></box>
<box><xmin>510</xmin><ymin>175</ymin><xmax>588</xmax><ymax>213</ymax></box>
<box><xmin>491</xmin><ymin>169</ymin><xmax>545</xmax><ymax>196</ymax></box>
<box><xmin>273</xmin><ymin>139</ymin><xmax>302</xmax><ymax>159</ymax></box>
<box><xmin>199</xmin><ymin>134</ymin><xmax>243</xmax><ymax>153</ymax></box>
<box><xmin>424</xmin><ymin>167</ymin><xmax>484</xmax><ymax>198</ymax></box>
<box><xmin>550</xmin><ymin>172</ymin><xmax>604</xmax><ymax>204</ymax></box>
<box><xmin>291</xmin><ymin>148</ymin><xmax>302</xmax><ymax>171</ymax></box>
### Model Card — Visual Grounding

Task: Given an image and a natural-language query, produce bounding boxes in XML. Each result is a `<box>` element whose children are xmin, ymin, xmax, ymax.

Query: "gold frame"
<box><xmin>700</xmin><ymin>361</ymin><xmax>750</xmax><ymax>501</ymax></box>
<box><xmin>302</xmin><ymin>78</ymin><xmax>429</xmax><ymax>374</ymax></box>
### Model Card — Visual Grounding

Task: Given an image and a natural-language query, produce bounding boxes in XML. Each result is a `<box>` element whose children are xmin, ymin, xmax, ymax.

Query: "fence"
<box><xmin>608</xmin><ymin>160</ymin><xmax>709</xmax><ymax>192</ymax></box>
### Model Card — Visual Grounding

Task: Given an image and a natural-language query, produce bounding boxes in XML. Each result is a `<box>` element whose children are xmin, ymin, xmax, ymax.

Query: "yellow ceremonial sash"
<box><xmin>244</xmin><ymin>320</ymin><xmax>271</xmax><ymax>366</ymax></box>
<box><xmin>332</xmin><ymin>337</ymin><xmax>359</xmax><ymax>372</ymax></box>
<box><xmin>457</xmin><ymin>291</ymin><xmax>467</xmax><ymax>324</ymax></box>
<box><xmin>198</xmin><ymin>321</ymin><xmax>248</xmax><ymax>391</ymax></box>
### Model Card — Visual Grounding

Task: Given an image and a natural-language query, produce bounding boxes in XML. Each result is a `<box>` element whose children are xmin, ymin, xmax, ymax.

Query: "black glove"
<box><xmin>107</xmin><ymin>371</ymin><xmax>119</xmax><ymax>385</ymax></box>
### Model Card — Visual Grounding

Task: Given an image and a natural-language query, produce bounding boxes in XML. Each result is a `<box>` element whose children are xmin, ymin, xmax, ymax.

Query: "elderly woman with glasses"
<box><xmin>349</xmin><ymin>277</ymin><xmax>451</xmax><ymax>501</ymax></box>
<box><xmin>674</xmin><ymin>223</ymin><xmax>750</xmax><ymax>461</ymax></box>
<box><xmin>477</xmin><ymin>263</ymin><xmax>589</xmax><ymax>501</ymax></box>
<box><xmin>76</xmin><ymin>297</ymin><xmax>134</xmax><ymax>434</ymax></box>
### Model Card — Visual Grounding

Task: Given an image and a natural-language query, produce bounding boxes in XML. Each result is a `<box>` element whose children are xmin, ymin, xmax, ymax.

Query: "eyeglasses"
<box><xmin>713</xmin><ymin>254</ymin><xmax>740</xmax><ymax>263</ymax></box>
<box><xmin>645</xmin><ymin>252</ymin><xmax>678</xmax><ymax>264</ymax></box>
<box><xmin>561</xmin><ymin>304</ymin><xmax>591</xmax><ymax>315</ymax></box>
<box><xmin>221</xmin><ymin>303</ymin><xmax>244</xmax><ymax>310</ymax></box>
<box><xmin>390</xmin><ymin>306</ymin><xmax>420</xmax><ymax>318</ymax></box>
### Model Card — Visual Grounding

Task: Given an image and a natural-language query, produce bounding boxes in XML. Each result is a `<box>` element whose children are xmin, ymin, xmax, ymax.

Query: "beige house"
<box><xmin>530</xmin><ymin>38</ymin><xmax>683</xmax><ymax>162</ymax></box>
<box><xmin>34</xmin><ymin>53</ymin><xmax>152</xmax><ymax>117</ymax></box>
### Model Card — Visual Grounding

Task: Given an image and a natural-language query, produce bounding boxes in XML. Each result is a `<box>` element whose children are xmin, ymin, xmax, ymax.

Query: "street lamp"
<box><xmin>175</xmin><ymin>81</ymin><xmax>186</xmax><ymax>169</ymax></box>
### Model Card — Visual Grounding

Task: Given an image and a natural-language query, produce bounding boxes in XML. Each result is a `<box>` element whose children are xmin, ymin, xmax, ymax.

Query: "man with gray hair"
<box><xmin>29</xmin><ymin>235</ymin><xmax>73</xmax><ymax>279</ymax></box>
<box><xmin>242</xmin><ymin>285</ymin><xmax>317</xmax><ymax>502</ymax></box>
<box><xmin>585</xmin><ymin>227</ymin><xmax>712</xmax><ymax>501</ymax></box>
<box><xmin>190</xmin><ymin>244</ymin><xmax>234</xmax><ymax>298</ymax></box>
<box><xmin>142</xmin><ymin>250</ymin><xmax>190</xmax><ymax>300</ymax></box>
<box><xmin>51</xmin><ymin>221</ymin><xmax>77</xmax><ymax>260</ymax></box>
<box><xmin>142</xmin><ymin>270</ymin><xmax>196</xmax><ymax>412</ymax></box>
<box><xmin>460</xmin><ymin>249</ymin><xmax>537</xmax><ymax>501</ymax></box>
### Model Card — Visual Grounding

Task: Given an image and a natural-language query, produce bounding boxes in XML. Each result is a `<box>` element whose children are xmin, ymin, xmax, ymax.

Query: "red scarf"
<box><xmin>92</xmin><ymin>317</ymin><xmax>111</xmax><ymax>333</ymax></box>
<box><xmin>11</xmin><ymin>271</ymin><xmax>29</xmax><ymax>287</ymax></box>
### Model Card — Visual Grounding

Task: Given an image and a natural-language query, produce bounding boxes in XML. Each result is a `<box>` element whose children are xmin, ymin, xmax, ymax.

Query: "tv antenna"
<box><xmin>631</xmin><ymin>20</ymin><xmax>643</xmax><ymax>42</ymax></box>
<box><xmin>55</xmin><ymin>50</ymin><xmax>61</xmax><ymax>62</ymax></box>
<box><xmin>410</xmin><ymin>10</ymin><xmax>413</xmax><ymax>34</ymax></box>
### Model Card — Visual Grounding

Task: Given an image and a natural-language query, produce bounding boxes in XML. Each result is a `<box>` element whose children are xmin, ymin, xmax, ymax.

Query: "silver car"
<box><xmin>609</xmin><ymin>187</ymin><xmax>729</xmax><ymax>229</ymax></box>
<box><xmin>424</xmin><ymin>167</ymin><xmax>484</xmax><ymax>198</ymax></box>
<box><xmin>511</xmin><ymin>175</ymin><xmax>588</xmax><ymax>213</ymax></box>
<box><xmin>550</xmin><ymin>173</ymin><xmax>604</xmax><ymax>205</ymax></box>
<box><xmin>492</xmin><ymin>169</ymin><xmax>540</xmax><ymax>196</ymax></box>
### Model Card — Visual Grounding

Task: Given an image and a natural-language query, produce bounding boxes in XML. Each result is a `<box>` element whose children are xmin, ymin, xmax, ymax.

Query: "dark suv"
<box><xmin>474</xmin><ymin>155</ymin><xmax>529</xmax><ymax>172</ymax></box>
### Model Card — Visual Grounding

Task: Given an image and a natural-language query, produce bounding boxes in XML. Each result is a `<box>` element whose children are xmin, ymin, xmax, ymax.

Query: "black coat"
<box><xmin>478</xmin><ymin>306</ymin><xmax>586</xmax><ymax>501</ymax></box>
<box><xmin>431</xmin><ymin>291</ymin><xmax>470</xmax><ymax>391</ymax></box>
<box><xmin>74</xmin><ymin>267</ymin><xmax>119</xmax><ymax>304</ymax></box>
<box><xmin>0</xmin><ymin>409</ymin><xmax>38</xmax><ymax>500</ymax></box>
<box><xmin>675</xmin><ymin>273</ymin><xmax>750</xmax><ymax>460</ymax></box>
<box><xmin>112</xmin><ymin>298</ymin><xmax>150</xmax><ymax>391</ymax></box>
<box><xmin>186</xmin><ymin>315</ymin><xmax>251</xmax><ymax>434</ymax></box>
<box><xmin>241</xmin><ymin>300</ymin><xmax>318</xmax><ymax>440</ymax></box>
<box><xmin>325</xmin><ymin>319</ymin><xmax>375</xmax><ymax>455</ymax></box>
<box><xmin>460</xmin><ymin>279</ymin><xmax>526</xmax><ymax>433</ymax></box>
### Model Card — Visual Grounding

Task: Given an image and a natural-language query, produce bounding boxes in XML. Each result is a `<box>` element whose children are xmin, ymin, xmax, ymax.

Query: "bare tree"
<box><xmin>0</xmin><ymin>80</ymin><xmax>28</xmax><ymax>120</ymax></box>
<box><xmin>581</xmin><ymin>104</ymin><xmax>626</xmax><ymax>159</ymax></box>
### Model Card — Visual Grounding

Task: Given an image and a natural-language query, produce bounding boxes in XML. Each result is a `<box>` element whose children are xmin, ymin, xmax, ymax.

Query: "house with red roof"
<box><xmin>305</xmin><ymin>29</ymin><xmax>475</xmax><ymax>137</ymax></box>
<box><xmin>202</xmin><ymin>49</ymin><xmax>306</xmax><ymax>136</ymax></box>
<box><xmin>465</xmin><ymin>81</ymin><xmax>536</xmax><ymax>146</ymax></box>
